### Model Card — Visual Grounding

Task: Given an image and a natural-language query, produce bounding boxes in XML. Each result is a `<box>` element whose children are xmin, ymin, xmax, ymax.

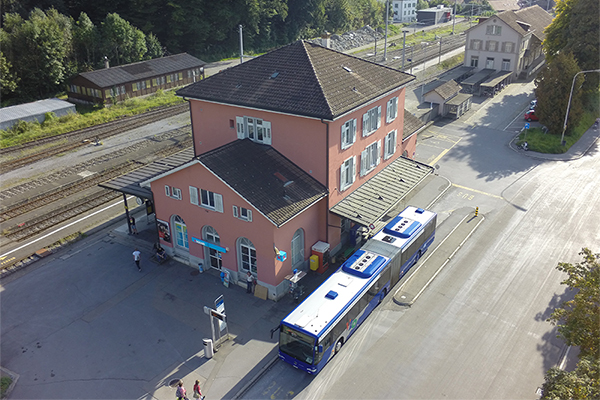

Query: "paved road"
<box><xmin>241</xmin><ymin>78</ymin><xmax>600</xmax><ymax>399</ymax></box>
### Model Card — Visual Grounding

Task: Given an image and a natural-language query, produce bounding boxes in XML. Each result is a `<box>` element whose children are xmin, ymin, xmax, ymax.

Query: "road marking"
<box><xmin>0</xmin><ymin>196</ymin><xmax>135</xmax><ymax>259</ymax></box>
<box><xmin>426</xmin><ymin>137</ymin><xmax>462</xmax><ymax>165</ymax></box>
<box><xmin>452</xmin><ymin>183</ymin><xmax>503</xmax><ymax>199</ymax></box>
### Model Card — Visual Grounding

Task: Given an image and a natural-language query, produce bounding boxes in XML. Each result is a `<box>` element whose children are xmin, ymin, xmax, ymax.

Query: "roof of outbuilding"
<box><xmin>176</xmin><ymin>40</ymin><xmax>415</xmax><ymax>120</ymax></box>
<box><xmin>76</xmin><ymin>53</ymin><xmax>206</xmax><ymax>88</ymax></box>
<box><xmin>198</xmin><ymin>139</ymin><xmax>328</xmax><ymax>227</ymax></box>
<box><xmin>427</xmin><ymin>79</ymin><xmax>460</xmax><ymax>100</ymax></box>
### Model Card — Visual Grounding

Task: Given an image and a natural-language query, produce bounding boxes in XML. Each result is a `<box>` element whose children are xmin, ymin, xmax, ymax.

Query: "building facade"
<box><xmin>463</xmin><ymin>5</ymin><xmax>553</xmax><ymax>79</ymax></box>
<box><xmin>67</xmin><ymin>53</ymin><xmax>206</xmax><ymax>105</ymax></box>
<box><xmin>142</xmin><ymin>40</ymin><xmax>430</xmax><ymax>300</ymax></box>
<box><xmin>392</xmin><ymin>0</ymin><xmax>417</xmax><ymax>23</ymax></box>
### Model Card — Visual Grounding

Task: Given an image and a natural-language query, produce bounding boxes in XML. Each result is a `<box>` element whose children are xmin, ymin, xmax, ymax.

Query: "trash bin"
<box><xmin>203</xmin><ymin>338</ymin><xmax>214</xmax><ymax>359</ymax></box>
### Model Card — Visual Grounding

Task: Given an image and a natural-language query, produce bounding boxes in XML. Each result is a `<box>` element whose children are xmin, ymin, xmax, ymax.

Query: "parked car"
<box><xmin>530</xmin><ymin>99</ymin><xmax>537</xmax><ymax>109</ymax></box>
<box><xmin>529</xmin><ymin>99</ymin><xmax>537</xmax><ymax>110</ymax></box>
<box><xmin>525</xmin><ymin>110</ymin><xmax>539</xmax><ymax>121</ymax></box>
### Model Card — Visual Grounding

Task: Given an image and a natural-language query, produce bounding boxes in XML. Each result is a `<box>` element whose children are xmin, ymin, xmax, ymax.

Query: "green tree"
<box><xmin>541</xmin><ymin>248</ymin><xmax>600</xmax><ymax>399</ymax></box>
<box><xmin>542</xmin><ymin>356</ymin><xmax>600</xmax><ymax>400</ymax></box>
<box><xmin>534</xmin><ymin>52</ymin><xmax>584</xmax><ymax>135</ymax></box>
<box><xmin>1</xmin><ymin>8</ymin><xmax>73</xmax><ymax>100</ymax></box>
<box><xmin>73</xmin><ymin>12</ymin><xmax>99</xmax><ymax>70</ymax></box>
<box><xmin>0</xmin><ymin>51</ymin><xmax>20</xmax><ymax>100</ymax></box>
<box><xmin>544</xmin><ymin>0</ymin><xmax>599</xmax><ymax>71</ymax></box>
<box><xmin>417</xmin><ymin>0</ymin><xmax>429</xmax><ymax>10</ymax></box>
<box><xmin>145</xmin><ymin>32</ymin><xmax>163</xmax><ymax>59</ymax></box>
<box><xmin>100</xmin><ymin>13</ymin><xmax>147</xmax><ymax>66</ymax></box>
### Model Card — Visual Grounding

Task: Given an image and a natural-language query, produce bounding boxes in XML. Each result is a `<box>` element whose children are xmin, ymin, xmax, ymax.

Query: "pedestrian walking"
<box><xmin>246</xmin><ymin>271</ymin><xmax>254</xmax><ymax>294</ymax></box>
<box><xmin>133</xmin><ymin>248</ymin><xmax>141</xmax><ymax>272</ymax></box>
<box><xmin>130</xmin><ymin>216</ymin><xmax>138</xmax><ymax>234</ymax></box>
<box><xmin>193</xmin><ymin>380</ymin><xmax>203</xmax><ymax>399</ymax></box>
<box><xmin>175</xmin><ymin>380</ymin><xmax>187</xmax><ymax>400</ymax></box>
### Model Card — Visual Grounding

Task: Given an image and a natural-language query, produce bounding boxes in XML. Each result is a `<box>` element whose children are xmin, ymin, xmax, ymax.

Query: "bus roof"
<box><xmin>370</xmin><ymin>206</ymin><xmax>436</xmax><ymax>249</ymax></box>
<box><xmin>282</xmin><ymin>250</ymin><xmax>388</xmax><ymax>338</ymax></box>
<box><xmin>281</xmin><ymin>206</ymin><xmax>436</xmax><ymax>339</ymax></box>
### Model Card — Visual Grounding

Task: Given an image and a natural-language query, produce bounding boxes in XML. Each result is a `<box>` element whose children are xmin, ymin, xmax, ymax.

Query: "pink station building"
<box><xmin>133</xmin><ymin>40</ymin><xmax>433</xmax><ymax>300</ymax></box>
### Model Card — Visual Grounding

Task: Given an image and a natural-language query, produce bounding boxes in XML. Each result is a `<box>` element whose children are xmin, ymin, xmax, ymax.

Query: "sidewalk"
<box><xmin>510</xmin><ymin>120</ymin><xmax>600</xmax><ymax>161</ymax></box>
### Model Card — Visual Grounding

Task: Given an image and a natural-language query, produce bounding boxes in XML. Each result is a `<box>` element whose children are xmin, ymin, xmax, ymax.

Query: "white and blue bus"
<box><xmin>278</xmin><ymin>206</ymin><xmax>437</xmax><ymax>374</ymax></box>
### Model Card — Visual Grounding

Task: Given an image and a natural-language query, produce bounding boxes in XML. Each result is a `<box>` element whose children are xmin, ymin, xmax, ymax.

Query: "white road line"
<box><xmin>0</xmin><ymin>196</ymin><xmax>134</xmax><ymax>259</ymax></box>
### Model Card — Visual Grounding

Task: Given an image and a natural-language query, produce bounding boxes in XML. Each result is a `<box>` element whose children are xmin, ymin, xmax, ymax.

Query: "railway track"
<box><xmin>0</xmin><ymin>103</ymin><xmax>189</xmax><ymax>173</ymax></box>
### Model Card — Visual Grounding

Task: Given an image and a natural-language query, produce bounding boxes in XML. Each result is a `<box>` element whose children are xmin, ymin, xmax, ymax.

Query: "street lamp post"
<box><xmin>561</xmin><ymin>69</ymin><xmax>600</xmax><ymax>146</ymax></box>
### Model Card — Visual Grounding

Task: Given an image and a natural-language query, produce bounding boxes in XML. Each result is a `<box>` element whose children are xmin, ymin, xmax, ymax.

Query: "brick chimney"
<box><xmin>321</xmin><ymin>31</ymin><xmax>331</xmax><ymax>48</ymax></box>
<box><xmin>103</xmin><ymin>56</ymin><xmax>110</xmax><ymax>69</ymax></box>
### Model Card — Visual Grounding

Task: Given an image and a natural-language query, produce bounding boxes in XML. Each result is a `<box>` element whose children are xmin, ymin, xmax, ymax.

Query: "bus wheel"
<box><xmin>335</xmin><ymin>339</ymin><xmax>344</xmax><ymax>354</ymax></box>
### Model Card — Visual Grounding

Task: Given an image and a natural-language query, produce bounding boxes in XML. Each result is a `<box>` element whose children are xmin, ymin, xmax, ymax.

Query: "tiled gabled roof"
<box><xmin>77</xmin><ymin>53</ymin><xmax>206</xmax><ymax>88</ymax></box>
<box><xmin>199</xmin><ymin>139</ymin><xmax>328</xmax><ymax>227</ymax></box>
<box><xmin>427</xmin><ymin>79</ymin><xmax>460</xmax><ymax>101</ymax></box>
<box><xmin>177</xmin><ymin>40</ymin><xmax>414</xmax><ymax>120</ymax></box>
<box><xmin>495</xmin><ymin>5</ymin><xmax>553</xmax><ymax>42</ymax></box>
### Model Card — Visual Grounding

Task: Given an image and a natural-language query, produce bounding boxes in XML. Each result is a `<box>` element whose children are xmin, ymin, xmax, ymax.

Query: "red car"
<box><xmin>524</xmin><ymin>110</ymin><xmax>539</xmax><ymax>122</ymax></box>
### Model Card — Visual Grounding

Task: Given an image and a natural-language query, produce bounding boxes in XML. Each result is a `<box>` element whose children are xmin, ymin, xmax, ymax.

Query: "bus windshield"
<box><xmin>279</xmin><ymin>325</ymin><xmax>315</xmax><ymax>365</ymax></box>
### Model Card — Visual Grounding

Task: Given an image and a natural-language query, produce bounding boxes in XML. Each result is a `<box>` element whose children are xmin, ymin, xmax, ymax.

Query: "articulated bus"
<box><xmin>278</xmin><ymin>206</ymin><xmax>437</xmax><ymax>374</ymax></box>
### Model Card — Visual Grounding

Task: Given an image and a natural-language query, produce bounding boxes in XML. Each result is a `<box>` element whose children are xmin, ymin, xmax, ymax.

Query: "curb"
<box><xmin>231</xmin><ymin>354</ymin><xmax>280</xmax><ymax>400</ymax></box>
<box><xmin>0</xmin><ymin>366</ymin><xmax>19</xmax><ymax>400</ymax></box>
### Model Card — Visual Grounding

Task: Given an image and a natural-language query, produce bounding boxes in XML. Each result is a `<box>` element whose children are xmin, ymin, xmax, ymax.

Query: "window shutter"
<box><xmin>387</xmin><ymin>100</ymin><xmax>392</xmax><ymax>123</ymax></box>
<box><xmin>341</xmin><ymin>124</ymin><xmax>346</xmax><ymax>146</ymax></box>
<box><xmin>385</xmin><ymin>134</ymin><xmax>390</xmax><ymax>158</ymax></box>
<box><xmin>233</xmin><ymin>205</ymin><xmax>238</xmax><ymax>217</ymax></box>
<box><xmin>247</xmin><ymin>210</ymin><xmax>252</xmax><ymax>222</ymax></box>
<box><xmin>351</xmin><ymin>156</ymin><xmax>356</xmax><ymax>184</ymax></box>
<box><xmin>214</xmin><ymin>194</ymin><xmax>223</xmax><ymax>213</ymax></box>
<box><xmin>351</xmin><ymin>119</ymin><xmax>357</xmax><ymax>143</ymax></box>
<box><xmin>165</xmin><ymin>185</ymin><xmax>170</xmax><ymax>197</ymax></box>
<box><xmin>392</xmin><ymin>130</ymin><xmax>397</xmax><ymax>155</ymax></box>
<box><xmin>236</xmin><ymin>116</ymin><xmax>245</xmax><ymax>139</ymax></box>
<box><xmin>360</xmin><ymin>149</ymin><xmax>368</xmax><ymax>176</ymax></box>
<box><xmin>377</xmin><ymin>140</ymin><xmax>382</xmax><ymax>165</ymax></box>
<box><xmin>189</xmin><ymin>186</ymin><xmax>199</xmax><ymax>205</ymax></box>
<box><xmin>393</xmin><ymin>98</ymin><xmax>398</xmax><ymax>119</ymax></box>
<box><xmin>362</xmin><ymin>113</ymin><xmax>368</xmax><ymax>136</ymax></box>
<box><xmin>377</xmin><ymin>106</ymin><xmax>382</xmax><ymax>129</ymax></box>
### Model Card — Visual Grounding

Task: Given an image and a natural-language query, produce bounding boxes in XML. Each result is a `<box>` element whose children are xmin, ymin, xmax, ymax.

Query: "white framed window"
<box><xmin>233</xmin><ymin>205</ymin><xmax>253</xmax><ymax>222</ymax></box>
<box><xmin>501</xmin><ymin>59</ymin><xmax>511</xmax><ymax>71</ymax></box>
<box><xmin>360</xmin><ymin>141</ymin><xmax>381</xmax><ymax>176</ymax></box>
<box><xmin>173</xmin><ymin>215</ymin><xmax>189</xmax><ymax>250</ymax></box>
<box><xmin>238</xmin><ymin>237</ymin><xmax>257</xmax><ymax>274</ymax></box>
<box><xmin>189</xmin><ymin>186</ymin><xmax>223</xmax><ymax>212</ymax></box>
<box><xmin>486</xmin><ymin>25</ymin><xmax>502</xmax><ymax>35</ymax></box>
<box><xmin>486</xmin><ymin>57</ymin><xmax>495</xmax><ymax>69</ymax></box>
<box><xmin>165</xmin><ymin>185</ymin><xmax>182</xmax><ymax>200</ymax></box>
<box><xmin>340</xmin><ymin>156</ymin><xmax>356</xmax><ymax>191</ymax></box>
<box><xmin>486</xmin><ymin>40</ymin><xmax>498</xmax><ymax>52</ymax></box>
<box><xmin>470</xmin><ymin>56</ymin><xmax>479</xmax><ymax>67</ymax></box>
<box><xmin>362</xmin><ymin>106</ymin><xmax>381</xmax><ymax>136</ymax></box>
<box><xmin>341</xmin><ymin>119</ymin><xmax>357</xmax><ymax>149</ymax></box>
<box><xmin>384</xmin><ymin>130</ymin><xmax>397</xmax><ymax>160</ymax></box>
<box><xmin>236</xmin><ymin>116</ymin><xmax>271</xmax><ymax>145</ymax></box>
<box><xmin>470</xmin><ymin>40</ymin><xmax>481</xmax><ymax>50</ymax></box>
<box><xmin>503</xmin><ymin>42</ymin><xmax>514</xmax><ymax>53</ymax></box>
<box><xmin>386</xmin><ymin>97</ymin><xmax>398</xmax><ymax>123</ymax></box>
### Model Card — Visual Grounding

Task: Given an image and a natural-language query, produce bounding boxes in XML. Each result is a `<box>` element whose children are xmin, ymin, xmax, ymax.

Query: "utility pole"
<box><xmin>452</xmin><ymin>0</ymin><xmax>457</xmax><ymax>34</ymax></box>
<box><xmin>239</xmin><ymin>25</ymin><xmax>245</xmax><ymax>64</ymax></box>
<box><xmin>384</xmin><ymin>0</ymin><xmax>390</xmax><ymax>61</ymax></box>
<box><xmin>439</xmin><ymin>36</ymin><xmax>443</xmax><ymax>64</ymax></box>
<box><xmin>402</xmin><ymin>30</ymin><xmax>408</xmax><ymax>69</ymax></box>
<box><xmin>410</xmin><ymin>45</ymin><xmax>414</xmax><ymax>74</ymax></box>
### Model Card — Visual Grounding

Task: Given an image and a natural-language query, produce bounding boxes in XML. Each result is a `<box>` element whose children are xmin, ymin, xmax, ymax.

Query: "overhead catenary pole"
<box><xmin>439</xmin><ymin>35</ymin><xmax>443</xmax><ymax>63</ymax></box>
<box><xmin>452</xmin><ymin>0</ymin><xmax>457</xmax><ymax>34</ymax></box>
<box><xmin>384</xmin><ymin>0</ymin><xmax>389</xmax><ymax>61</ymax></box>
<box><xmin>402</xmin><ymin>30</ymin><xmax>408</xmax><ymax>69</ymax></box>
<box><xmin>239</xmin><ymin>24</ymin><xmax>244</xmax><ymax>64</ymax></box>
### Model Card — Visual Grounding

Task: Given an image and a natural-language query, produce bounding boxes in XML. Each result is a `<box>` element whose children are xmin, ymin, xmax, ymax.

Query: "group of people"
<box><xmin>176</xmin><ymin>379</ymin><xmax>203</xmax><ymax>400</ymax></box>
